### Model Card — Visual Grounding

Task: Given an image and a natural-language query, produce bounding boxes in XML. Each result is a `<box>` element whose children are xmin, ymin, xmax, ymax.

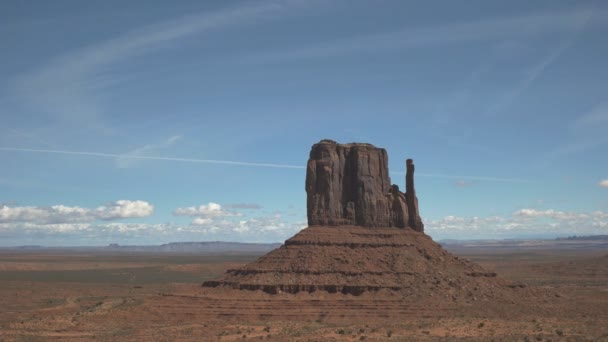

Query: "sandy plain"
<box><xmin>0</xmin><ymin>246</ymin><xmax>606</xmax><ymax>341</ymax></box>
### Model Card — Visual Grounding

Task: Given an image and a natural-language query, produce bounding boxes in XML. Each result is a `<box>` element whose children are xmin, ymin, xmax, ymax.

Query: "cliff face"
<box><xmin>305</xmin><ymin>140</ymin><xmax>423</xmax><ymax>231</ymax></box>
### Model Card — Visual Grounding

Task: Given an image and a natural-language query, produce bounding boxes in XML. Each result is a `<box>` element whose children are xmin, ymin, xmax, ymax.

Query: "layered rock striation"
<box><xmin>203</xmin><ymin>225</ymin><xmax>504</xmax><ymax>296</ymax></box>
<box><xmin>306</xmin><ymin>139</ymin><xmax>423</xmax><ymax>231</ymax></box>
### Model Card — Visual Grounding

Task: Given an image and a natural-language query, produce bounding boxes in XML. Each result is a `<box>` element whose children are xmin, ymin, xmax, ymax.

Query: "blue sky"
<box><xmin>1</xmin><ymin>0</ymin><xmax>607</xmax><ymax>245</ymax></box>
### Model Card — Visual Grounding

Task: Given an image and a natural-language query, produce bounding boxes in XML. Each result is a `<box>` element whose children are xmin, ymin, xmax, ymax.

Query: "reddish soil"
<box><xmin>0</xmin><ymin>246</ymin><xmax>607</xmax><ymax>340</ymax></box>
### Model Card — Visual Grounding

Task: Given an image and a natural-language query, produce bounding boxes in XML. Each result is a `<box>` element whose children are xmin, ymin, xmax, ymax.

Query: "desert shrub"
<box><xmin>478</xmin><ymin>322</ymin><xmax>485</xmax><ymax>328</ymax></box>
<box><xmin>386</xmin><ymin>330</ymin><xmax>393</xmax><ymax>337</ymax></box>
<box><xmin>556</xmin><ymin>329</ymin><xmax>564</xmax><ymax>336</ymax></box>
<box><xmin>263</xmin><ymin>326</ymin><xmax>271</xmax><ymax>332</ymax></box>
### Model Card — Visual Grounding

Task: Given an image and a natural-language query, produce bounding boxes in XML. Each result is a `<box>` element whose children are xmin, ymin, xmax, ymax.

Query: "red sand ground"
<box><xmin>0</xmin><ymin>236</ymin><xmax>607</xmax><ymax>341</ymax></box>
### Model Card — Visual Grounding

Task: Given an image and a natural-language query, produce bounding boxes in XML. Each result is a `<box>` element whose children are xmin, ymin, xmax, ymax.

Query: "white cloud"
<box><xmin>192</xmin><ymin>218</ymin><xmax>213</xmax><ymax>225</ymax></box>
<box><xmin>173</xmin><ymin>202</ymin><xmax>306</xmax><ymax>240</ymax></box>
<box><xmin>174</xmin><ymin>202</ymin><xmax>239</xmax><ymax>219</ymax></box>
<box><xmin>426</xmin><ymin>208</ymin><xmax>608</xmax><ymax>239</ymax></box>
<box><xmin>0</xmin><ymin>217</ymin><xmax>307</xmax><ymax>245</ymax></box>
<box><xmin>599</xmin><ymin>180</ymin><xmax>608</xmax><ymax>188</ymax></box>
<box><xmin>0</xmin><ymin>200</ymin><xmax>154</xmax><ymax>224</ymax></box>
<box><xmin>0</xmin><ymin>199</ymin><xmax>305</xmax><ymax>244</ymax></box>
<box><xmin>95</xmin><ymin>200</ymin><xmax>154</xmax><ymax>220</ymax></box>
<box><xmin>184</xmin><ymin>215</ymin><xmax>306</xmax><ymax>239</ymax></box>
<box><xmin>0</xmin><ymin>222</ymin><xmax>171</xmax><ymax>238</ymax></box>
<box><xmin>224</xmin><ymin>203</ymin><xmax>263</xmax><ymax>209</ymax></box>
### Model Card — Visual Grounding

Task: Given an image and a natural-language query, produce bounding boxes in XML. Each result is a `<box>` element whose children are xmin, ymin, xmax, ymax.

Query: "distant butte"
<box><xmin>203</xmin><ymin>140</ymin><xmax>525</xmax><ymax>299</ymax></box>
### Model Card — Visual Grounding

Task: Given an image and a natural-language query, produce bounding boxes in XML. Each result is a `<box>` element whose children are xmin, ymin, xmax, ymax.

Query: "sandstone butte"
<box><xmin>203</xmin><ymin>139</ymin><xmax>532</xmax><ymax>301</ymax></box>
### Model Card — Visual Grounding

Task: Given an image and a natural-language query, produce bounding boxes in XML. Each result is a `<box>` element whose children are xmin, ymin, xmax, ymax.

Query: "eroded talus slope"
<box><xmin>204</xmin><ymin>226</ymin><xmax>517</xmax><ymax>300</ymax></box>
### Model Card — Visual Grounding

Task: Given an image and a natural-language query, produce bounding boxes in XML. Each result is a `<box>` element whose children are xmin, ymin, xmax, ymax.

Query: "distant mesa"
<box><xmin>203</xmin><ymin>140</ymin><xmax>522</xmax><ymax>299</ymax></box>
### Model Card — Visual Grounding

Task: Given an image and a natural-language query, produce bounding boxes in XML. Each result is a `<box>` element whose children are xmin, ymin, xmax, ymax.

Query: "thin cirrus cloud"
<box><xmin>542</xmin><ymin>103</ymin><xmax>608</xmax><ymax>163</ymax></box>
<box><xmin>0</xmin><ymin>146</ymin><xmax>533</xmax><ymax>183</ymax></box>
<box><xmin>116</xmin><ymin>135</ymin><xmax>182</xmax><ymax>168</ymax></box>
<box><xmin>11</xmin><ymin>0</ymin><xmax>307</xmax><ymax>128</ymax></box>
<box><xmin>243</xmin><ymin>6</ymin><xmax>601</xmax><ymax>64</ymax></box>
<box><xmin>0</xmin><ymin>147</ymin><xmax>305</xmax><ymax>169</ymax></box>
<box><xmin>573</xmin><ymin>103</ymin><xmax>608</xmax><ymax>130</ymax></box>
<box><xmin>600</xmin><ymin>180</ymin><xmax>608</xmax><ymax>188</ymax></box>
<box><xmin>390</xmin><ymin>170</ymin><xmax>532</xmax><ymax>183</ymax></box>
<box><xmin>13</xmin><ymin>2</ymin><xmax>605</xmax><ymax>131</ymax></box>
<box><xmin>482</xmin><ymin>32</ymin><xmax>583</xmax><ymax>118</ymax></box>
<box><xmin>0</xmin><ymin>200</ymin><xmax>154</xmax><ymax>225</ymax></box>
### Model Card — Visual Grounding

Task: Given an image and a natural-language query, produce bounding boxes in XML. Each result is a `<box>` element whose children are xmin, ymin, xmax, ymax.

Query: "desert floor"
<box><xmin>0</xmin><ymin>247</ymin><xmax>607</xmax><ymax>341</ymax></box>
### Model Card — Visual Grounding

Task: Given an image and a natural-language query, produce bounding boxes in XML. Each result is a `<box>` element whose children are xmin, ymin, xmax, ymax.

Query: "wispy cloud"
<box><xmin>116</xmin><ymin>135</ymin><xmax>182</xmax><ymax>168</ymax></box>
<box><xmin>390</xmin><ymin>171</ymin><xmax>533</xmax><ymax>183</ymax></box>
<box><xmin>543</xmin><ymin>103</ymin><xmax>608</xmax><ymax>162</ymax></box>
<box><xmin>600</xmin><ymin>180</ymin><xmax>608</xmax><ymax>188</ymax></box>
<box><xmin>484</xmin><ymin>9</ymin><xmax>594</xmax><ymax>117</ymax></box>
<box><xmin>420</xmin><ymin>173</ymin><xmax>533</xmax><ymax>183</ymax></box>
<box><xmin>0</xmin><ymin>147</ymin><xmax>306</xmax><ymax>169</ymax></box>
<box><xmin>244</xmin><ymin>7</ymin><xmax>601</xmax><ymax>63</ymax></box>
<box><xmin>543</xmin><ymin>136</ymin><xmax>608</xmax><ymax>161</ymax></box>
<box><xmin>1</xmin><ymin>146</ymin><xmax>539</xmax><ymax>182</ymax></box>
<box><xmin>12</xmin><ymin>1</ymin><xmax>301</xmax><ymax>130</ymax></box>
<box><xmin>573</xmin><ymin>103</ymin><xmax>608</xmax><ymax>129</ymax></box>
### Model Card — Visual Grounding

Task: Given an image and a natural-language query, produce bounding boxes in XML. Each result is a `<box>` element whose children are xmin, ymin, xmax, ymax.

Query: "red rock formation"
<box><xmin>202</xmin><ymin>140</ymin><xmax>523</xmax><ymax>299</ymax></box>
<box><xmin>306</xmin><ymin>139</ymin><xmax>422</xmax><ymax>231</ymax></box>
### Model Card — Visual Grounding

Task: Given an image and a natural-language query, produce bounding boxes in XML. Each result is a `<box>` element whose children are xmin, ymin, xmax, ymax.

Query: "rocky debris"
<box><xmin>305</xmin><ymin>139</ymin><xmax>423</xmax><ymax>231</ymax></box>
